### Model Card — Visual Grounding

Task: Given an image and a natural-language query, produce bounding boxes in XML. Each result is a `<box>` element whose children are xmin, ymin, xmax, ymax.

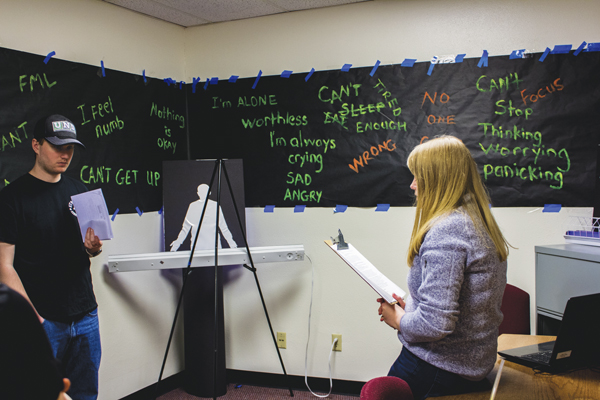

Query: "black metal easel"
<box><xmin>155</xmin><ymin>159</ymin><xmax>294</xmax><ymax>399</ymax></box>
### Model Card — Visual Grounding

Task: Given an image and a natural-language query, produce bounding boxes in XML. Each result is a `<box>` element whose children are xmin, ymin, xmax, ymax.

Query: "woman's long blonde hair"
<box><xmin>406</xmin><ymin>136</ymin><xmax>509</xmax><ymax>266</ymax></box>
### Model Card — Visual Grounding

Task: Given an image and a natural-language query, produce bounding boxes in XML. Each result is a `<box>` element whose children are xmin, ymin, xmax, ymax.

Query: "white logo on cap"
<box><xmin>52</xmin><ymin>121</ymin><xmax>76</xmax><ymax>134</ymax></box>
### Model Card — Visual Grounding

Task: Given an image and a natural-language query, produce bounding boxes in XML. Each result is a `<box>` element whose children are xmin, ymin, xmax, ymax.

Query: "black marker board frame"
<box><xmin>188</xmin><ymin>51</ymin><xmax>600</xmax><ymax>208</ymax></box>
<box><xmin>2</xmin><ymin>46</ymin><xmax>599</xmax><ymax>212</ymax></box>
<box><xmin>0</xmin><ymin>47</ymin><xmax>188</xmax><ymax>214</ymax></box>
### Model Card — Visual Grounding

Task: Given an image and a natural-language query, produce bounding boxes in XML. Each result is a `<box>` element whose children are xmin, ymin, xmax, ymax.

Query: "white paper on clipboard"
<box><xmin>325</xmin><ymin>239</ymin><xmax>406</xmax><ymax>304</ymax></box>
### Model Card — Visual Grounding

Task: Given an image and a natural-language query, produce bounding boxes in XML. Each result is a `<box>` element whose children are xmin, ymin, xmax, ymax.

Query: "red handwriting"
<box><xmin>520</xmin><ymin>78</ymin><xmax>564</xmax><ymax>106</ymax></box>
<box><xmin>348</xmin><ymin>139</ymin><xmax>397</xmax><ymax>173</ymax></box>
<box><xmin>421</xmin><ymin>92</ymin><xmax>450</xmax><ymax>108</ymax></box>
<box><xmin>422</xmin><ymin>92</ymin><xmax>455</xmax><ymax>125</ymax></box>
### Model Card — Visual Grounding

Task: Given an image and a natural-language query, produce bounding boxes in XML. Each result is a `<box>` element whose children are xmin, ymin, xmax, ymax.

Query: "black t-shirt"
<box><xmin>0</xmin><ymin>173</ymin><xmax>97</xmax><ymax>322</ymax></box>
<box><xmin>0</xmin><ymin>283</ymin><xmax>64</xmax><ymax>400</ymax></box>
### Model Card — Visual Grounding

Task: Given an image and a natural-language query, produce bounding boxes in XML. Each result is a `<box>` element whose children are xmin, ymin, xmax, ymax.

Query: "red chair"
<box><xmin>499</xmin><ymin>283</ymin><xmax>530</xmax><ymax>335</ymax></box>
<box><xmin>360</xmin><ymin>376</ymin><xmax>413</xmax><ymax>400</ymax></box>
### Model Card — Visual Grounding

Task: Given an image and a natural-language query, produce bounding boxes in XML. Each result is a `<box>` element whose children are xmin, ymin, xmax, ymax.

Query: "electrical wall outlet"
<box><xmin>332</xmin><ymin>334</ymin><xmax>342</xmax><ymax>351</ymax></box>
<box><xmin>277</xmin><ymin>332</ymin><xmax>287</xmax><ymax>349</ymax></box>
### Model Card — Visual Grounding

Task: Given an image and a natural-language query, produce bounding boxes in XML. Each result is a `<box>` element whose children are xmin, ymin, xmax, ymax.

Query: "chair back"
<box><xmin>499</xmin><ymin>283</ymin><xmax>530</xmax><ymax>335</ymax></box>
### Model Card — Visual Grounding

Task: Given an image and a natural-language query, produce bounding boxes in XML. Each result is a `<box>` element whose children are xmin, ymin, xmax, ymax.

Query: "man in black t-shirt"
<box><xmin>0</xmin><ymin>115</ymin><xmax>103</xmax><ymax>400</ymax></box>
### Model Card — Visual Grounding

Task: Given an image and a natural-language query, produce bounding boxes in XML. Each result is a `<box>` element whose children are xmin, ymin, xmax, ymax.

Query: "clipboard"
<box><xmin>325</xmin><ymin>230</ymin><xmax>406</xmax><ymax>304</ymax></box>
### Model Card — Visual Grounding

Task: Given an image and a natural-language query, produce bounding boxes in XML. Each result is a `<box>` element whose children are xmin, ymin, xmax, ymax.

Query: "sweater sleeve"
<box><xmin>400</xmin><ymin>214</ymin><xmax>471</xmax><ymax>343</ymax></box>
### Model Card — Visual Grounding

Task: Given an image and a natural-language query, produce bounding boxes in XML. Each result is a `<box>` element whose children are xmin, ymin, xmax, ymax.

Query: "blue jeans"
<box><xmin>43</xmin><ymin>308</ymin><xmax>101</xmax><ymax>400</ymax></box>
<box><xmin>388</xmin><ymin>347</ymin><xmax>491</xmax><ymax>400</ymax></box>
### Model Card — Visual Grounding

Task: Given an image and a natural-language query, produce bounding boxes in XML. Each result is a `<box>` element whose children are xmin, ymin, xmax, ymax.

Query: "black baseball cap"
<box><xmin>34</xmin><ymin>114</ymin><xmax>85</xmax><ymax>148</ymax></box>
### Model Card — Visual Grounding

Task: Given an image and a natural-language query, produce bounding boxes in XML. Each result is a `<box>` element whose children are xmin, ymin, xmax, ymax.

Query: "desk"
<box><xmin>438</xmin><ymin>334</ymin><xmax>600</xmax><ymax>400</ymax></box>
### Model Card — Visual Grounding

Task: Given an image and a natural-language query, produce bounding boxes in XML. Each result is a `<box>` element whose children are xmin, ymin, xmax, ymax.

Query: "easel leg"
<box><xmin>222</xmin><ymin>163</ymin><xmax>295</xmax><ymax>397</ymax></box>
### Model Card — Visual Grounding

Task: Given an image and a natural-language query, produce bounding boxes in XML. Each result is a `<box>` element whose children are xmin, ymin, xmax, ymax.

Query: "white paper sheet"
<box><xmin>326</xmin><ymin>240</ymin><xmax>406</xmax><ymax>304</ymax></box>
<box><xmin>71</xmin><ymin>189</ymin><xmax>114</xmax><ymax>242</ymax></box>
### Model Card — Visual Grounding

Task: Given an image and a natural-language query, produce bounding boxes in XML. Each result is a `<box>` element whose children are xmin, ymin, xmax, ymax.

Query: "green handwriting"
<box><xmin>1</xmin><ymin>122</ymin><xmax>28</xmax><ymax>152</ymax></box>
<box><xmin>150</xmin><ymin>102</ymin><xmax>185</xmax><ymax>128</ymax></box>
<box><xmin>80</xmin><ymin>165</ymin><xmax>139</xmax><ymax>185</ymax></box>
<box><xmin>318</xmin><ymin>84</ymin><xmax>361</xmax><ymax>104</ymax></box>
<box><xmin>478</xmin><ymin>123</ymin><xmax>542</xmax><ymax>147</ymax></box>
<box><xmin>234</xmin><ymin>95</ymin><xmax>277</xmax><ymax>108</ymax></box>
<box><xmin>288</xmin><ymin>151</ymin><xmax>323</xmax><ymax>173</ymax></box>
<box><xmin>479</xmin><ymin>142</ymin><xmax>570</xmax><ymax>169</ymax></box>
<box><xmin>356</xmin><ymin>120</ymin><xmax>406</xmax><ymax>134</ymax></box>
<box><xmin>95</xmin><ymin>115</ymin><xmax>125</xmax><ymax>138</ymax></box>
<box><xmin>483</xmin><ymin>162</ymin><xmax>564</xmax><ymax>190</ymax></box>
<box><xmin>269</xmin><ymin>130</ymin><xmax>336</xmax><ymax>153</ymax></box>
<box><xmin>495</xmin><ymin>100</ymin><xmax>533</xmax><ymax>120</ymax></box>
<box><xmin>78</xmin><ymin>96</ymin><xmax>115</xmax><ymax>125</ymax></box>
<box><xmin>284</xmin><ymin>188</ymin><xmax>322</xmax><ymax>203</ymax></box>
<box><xmin>19</xmin><ymin>73</ymin><xmax>56</xmax><ymax>92</ymax></box>
<box><xmin>287</xmin><ymin>172</ymin><xmax>312</xmax><ymax>186</ymax></box>
<box><xmin>476</xmin><ymin>73</ymin><xmax>523</xmax><ymax>93</ymax></box>
<box><xmin>241</xmin><ymin>112</ymin><xmax>307</xmax><ymax>129</ymax></box>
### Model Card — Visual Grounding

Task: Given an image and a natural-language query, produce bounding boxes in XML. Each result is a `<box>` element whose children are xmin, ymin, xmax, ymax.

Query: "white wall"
<box><xmin>1</xmin><ymin>0</ymin><xmax>599</xmax><ymax>398</ymax></box>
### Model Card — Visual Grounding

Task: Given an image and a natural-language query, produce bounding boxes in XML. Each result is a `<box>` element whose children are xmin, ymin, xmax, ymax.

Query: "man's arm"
<box><xmin>0</xmin><ymin>241</ymin><xmax>43</xmax><ymax>322</ymax></box>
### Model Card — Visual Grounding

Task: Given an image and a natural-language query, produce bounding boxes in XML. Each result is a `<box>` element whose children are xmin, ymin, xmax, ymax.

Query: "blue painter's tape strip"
<box><xmin>543</xmin><ymin>204</ymin><xmax>561</xmax><ymax>213</ymax></box>
<box><xmin>341</xmin><ymin>63</ymin><xmax>352</xmax><ymax>72</ymax></box>
<box><xmin>281</xmin><ymin>70</ymin><xmax>293</xmax><ymax>78</ymax></box>
<box><xmin>264</xmin><ymin>205</ymin><xmax>275</xmax><ymax>213</ymax></box>
<box><xmin>455</xmin><ymin>54</ymin><xmax>466</xmax><ymax>63</ymax></box>
<box><xmin>44</xmin><ymin>51</ymin><xmax>56</xmax><ymax>64</ymax></box>
<box><xmin>136</xmin><ymin>207</ymin><xmax>143</xmax><ymax>216</ymax></box>
<box><xmin>143</xmin><ymin>69</ymin><xmax>147</xmax><ymax>83</ymax></box>
<box><xmin>539</xmin><ymin>47</ymin><xmax>551</xmax><ymax>62</ymax></box>
<box><xmin>229</xmin><ymin>75</ymin><xmax>239</xmax><ymax>83</ymax></box>
<box><xmin>158</xmin><ymin>206</ymin><xmax>164</xmax><ymax>215</ymax></box>
<box><xmin>587</xmin><ymin>42</ymin><xmax>600</xmax><ymax>52</ymax></box>
<box><xmin>574</xmin><ymin>41</ymin><xmax>587</xmax><ymax>56</ymax></box>
<box><xmin>192</xmin><ymin>77</ymin><xmax>201</xmax><ymax>93</ymax></box>
<box><xmin>203</xmin><ymin>78</ymin><xmax>209</xmax><ymax>90</ymax></box>
<box><xmin>111</xmin><ymin>208</ymin><xmax>120</xmax><ymax>221</ymax></box>
<box><xmin>375</xmin><ymin>204</ymin><xmax>390</xmax><ymax>212</ymax></box>
<box><xmin>210</xmin><ymin>77</ymin><xmax>218</xmax><ymax>85</ymax></box>
<box><xmin>510</xmin><ymin>49</ymin><xmax>525</xmax><ymax>59</ymax></box>
<box><xmin>294</xmin><ymin>205</ymin><xmax>306</xmax><ymax>213</ymax></box>
<box><xmin>334</xmin><ymin>205</ymin><xmax>348</xmax><ymax>213</ymax></box>
<box><xmin>305</xmin><ymin>68</ymin><xmax>315</xmax><ymax>82</ymax></box>
<box><xmin>401</xmin><ymin>59</ymin><xmax>416</xmax><ymax>67</ymax></box>
<box><xmin>477</xmin><ymin>50</ymin><xmax>488</xmax><ymax>68</ymax></box>
<box><xmin>369</xmin><ymin>60</ymin><xmax>381</xmax><ymax>77</ymax></box>
<box><xmin>551</xmin><ymin>44</ymin><xmax>571</xmax><ymax>54</ymax></box>
<box><xmin>101</xmin><ymin>60</ymin><xmax>106</xmax><ymax>77</ymax></box>
<box><xmin>427</xmin><ymin>62</ymin><xmax>435</xmax><ymax>76</ymax></box>
<box><xmin>252</xmin><ymin>70</ymin><xmax>262</xmax><ymax>89</ymax></box>
<box><xmin>179</xmin><ymin>81</ymin><xmax>185</xmax><ymax>90</ymax></box>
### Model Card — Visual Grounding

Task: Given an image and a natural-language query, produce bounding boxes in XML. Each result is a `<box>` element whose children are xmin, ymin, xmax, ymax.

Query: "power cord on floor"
<box><xmin>304</xmin><ymin>255</ymin><xmax>337</xmax><ymax>398</ymax></box>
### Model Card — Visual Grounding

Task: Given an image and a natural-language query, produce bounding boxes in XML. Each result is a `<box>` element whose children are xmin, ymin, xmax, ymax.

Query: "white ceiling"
<box><xmin>101</xmin><ymin>0</ymin><xmax>372</xmax><ymax>27</ymax></box>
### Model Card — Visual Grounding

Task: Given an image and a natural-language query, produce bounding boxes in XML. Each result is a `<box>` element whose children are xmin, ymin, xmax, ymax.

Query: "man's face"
<box><xmin>33</xmin><ymin>139</ymin><xmax>75</xmax><ymax>176</ymax></box>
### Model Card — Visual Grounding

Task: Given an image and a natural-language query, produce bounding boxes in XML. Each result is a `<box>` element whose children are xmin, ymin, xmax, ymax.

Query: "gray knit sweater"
<box><xmin>398</xmin><ymin>209</ymin><xmax>507</xmax><ymax>380</ymax></box>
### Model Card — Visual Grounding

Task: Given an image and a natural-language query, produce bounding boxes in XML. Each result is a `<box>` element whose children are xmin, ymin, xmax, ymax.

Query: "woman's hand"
<box><xmin>377</xmin><ymin>293</ymin><xmax>406</xmax><ymax>331</ymax></box>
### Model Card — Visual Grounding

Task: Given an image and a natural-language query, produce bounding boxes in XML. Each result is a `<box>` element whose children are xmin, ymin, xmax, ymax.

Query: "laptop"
<box><xmin>498</xmin><ymin>292</ymin><xmax>600</xmax><ymax>372</ymax></box>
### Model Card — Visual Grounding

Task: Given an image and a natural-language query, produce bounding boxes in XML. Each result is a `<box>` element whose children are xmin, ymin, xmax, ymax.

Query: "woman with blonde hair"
<box><xmin>378</xmin><ymin>135</ymin><xmax>509</xmax><ymax>399</ymax></box>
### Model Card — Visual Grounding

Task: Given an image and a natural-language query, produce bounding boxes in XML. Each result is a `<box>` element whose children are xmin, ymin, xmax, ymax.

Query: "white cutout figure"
<box><xmin>170</xmin><ymin>184</ymin><xmax>238</xmax><ymax>251</ymax></box>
